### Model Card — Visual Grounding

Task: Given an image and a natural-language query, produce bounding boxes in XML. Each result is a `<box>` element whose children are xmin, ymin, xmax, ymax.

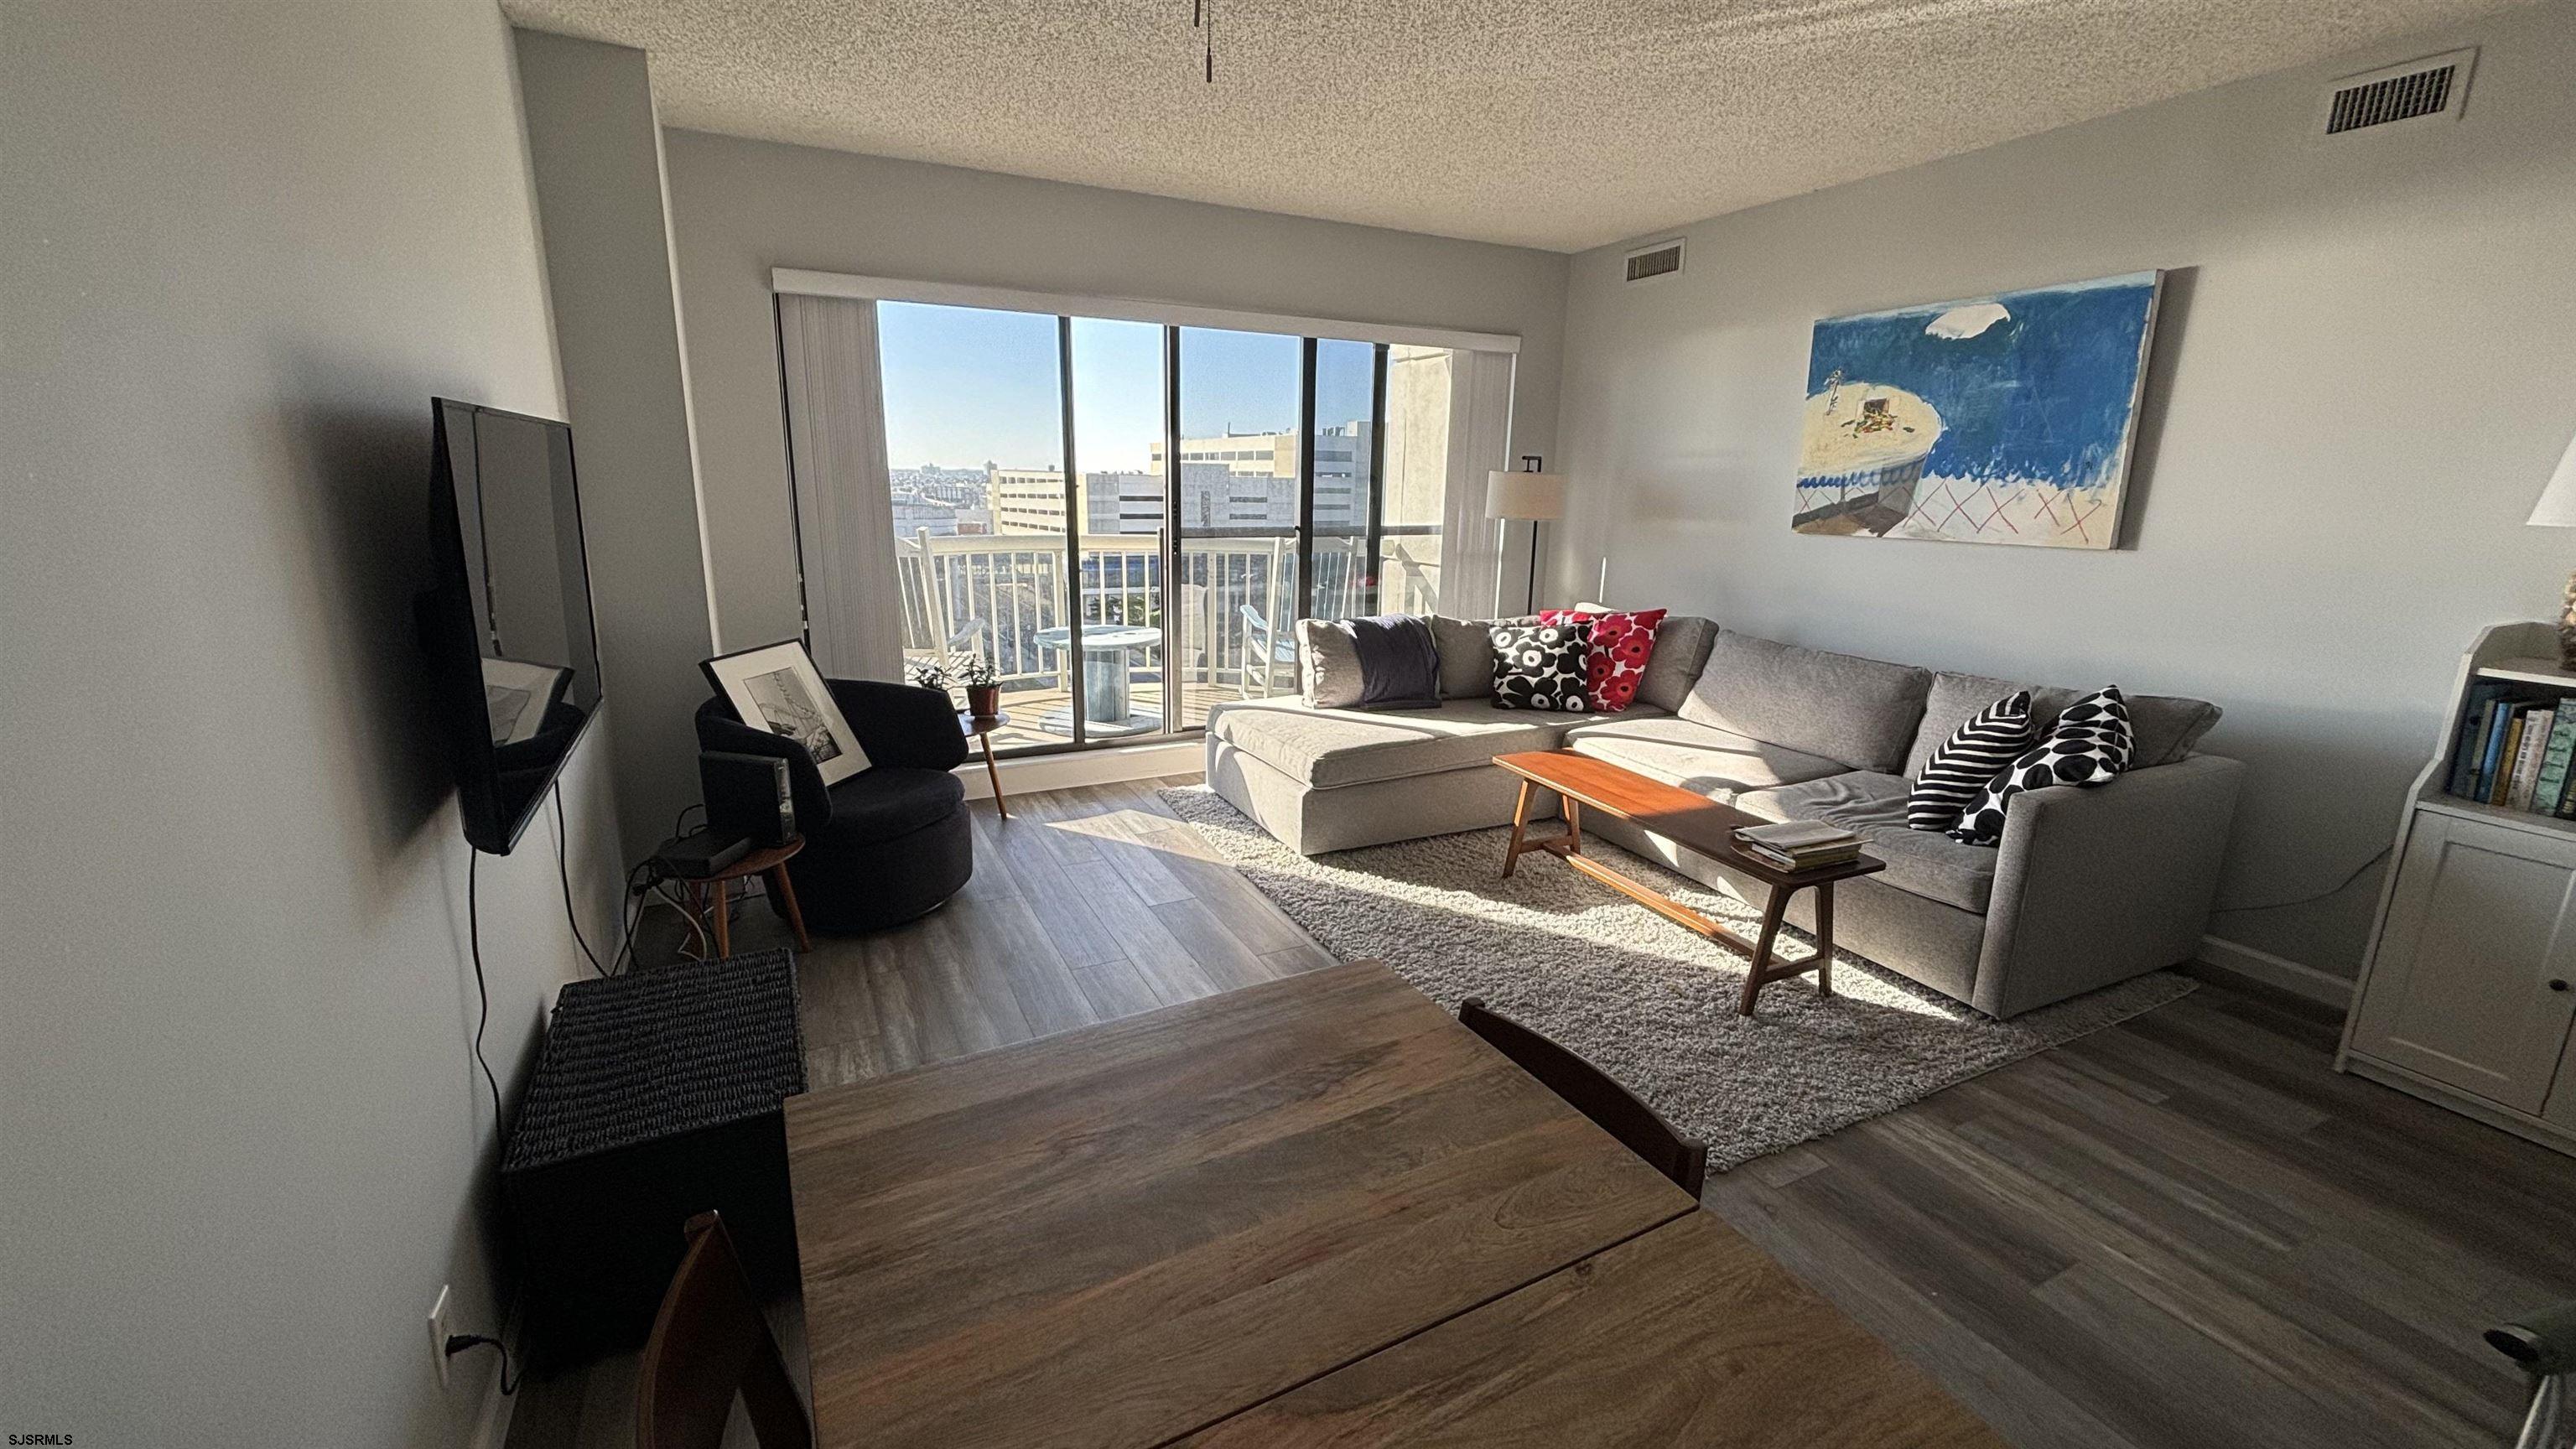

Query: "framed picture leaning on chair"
<box><xmin>702</xmin><ymin>641</ymin><xmax>871</xmax><ymax>786</ymax></box>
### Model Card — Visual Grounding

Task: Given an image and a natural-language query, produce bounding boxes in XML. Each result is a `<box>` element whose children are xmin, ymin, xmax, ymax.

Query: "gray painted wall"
<box><xmin>1552</xmin><ymin>3</ymin><xmax>2576</xmax><ymax>979</ymax></box>
<box><xmin>657</xmin><ymin>129</ymin><xmax>1573</xmax><ymax>650</ymax></box>
<box><xmin>516</xmin><ymin>30</ymin><xmax>719</xmax><ymax>864</ymax></box>
<box><xmin>3</xmin><ymin>3</ymin><xmax>626</xmax><ymax>1441</ymax></box>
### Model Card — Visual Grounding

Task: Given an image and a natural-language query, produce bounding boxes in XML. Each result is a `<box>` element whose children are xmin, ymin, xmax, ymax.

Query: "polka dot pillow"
<box><xmin>1489</xmin><ymin>620</ymin><xmax>1592</xmax><ymax>711</ymax></box>
<box><xmin>1947</xmin><ymin>686</ymin><xmax>2135</xmax><ymax>845</ymax></box>
<box><xmin>1539</xmin><ymin>607</ymin><xmax>1666</xmax><ymax>712</ymax></box>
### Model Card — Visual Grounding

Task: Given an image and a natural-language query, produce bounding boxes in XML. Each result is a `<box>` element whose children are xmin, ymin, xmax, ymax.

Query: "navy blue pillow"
<box><xmin>1343</xmin><ymin>614</ymin><xmax>1443</xmax><ymax>711</ymax></box>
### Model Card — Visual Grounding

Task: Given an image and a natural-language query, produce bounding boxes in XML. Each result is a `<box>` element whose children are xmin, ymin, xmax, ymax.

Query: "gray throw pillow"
<box><xmin>2029</xmin><ymin>684</ymin><xmax>2219</xmax><ymax>769</ymax></box>
<box><xmin>1297</xmin><ymin>619</ymin><xmax>1364</xmax><ymax>709</ymax></box>
<box><xmin>1637</xmin><ymin>615</ymin><xmax>1718</xmax><ymax>714</ymax></box>
<box><xmin>1430</xmin><ymin>615</ymin><xmax>1534</xmax><ymax>699</ymax></box>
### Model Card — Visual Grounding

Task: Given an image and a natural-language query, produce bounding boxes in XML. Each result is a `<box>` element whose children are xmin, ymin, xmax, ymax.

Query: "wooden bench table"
<box><xmin>1493</xmin><ymin>750</ymin><xmax>1885</xmax><ymax>1017</ymax></box>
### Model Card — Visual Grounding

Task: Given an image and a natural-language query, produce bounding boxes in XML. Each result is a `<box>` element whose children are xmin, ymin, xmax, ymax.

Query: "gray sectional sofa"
<box><xmin>1204</xmin><ymin>614</ymin><xmax>2243</xmax><ymax>1018</ymax></box>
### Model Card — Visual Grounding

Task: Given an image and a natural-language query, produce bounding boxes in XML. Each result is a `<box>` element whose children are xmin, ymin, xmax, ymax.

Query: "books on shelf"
<box><xmin>1732</xmin><ymin>819</ymin><xmax>1862</xmax><ymax>870</ymax></box>
<box><xmin>2537</xmin><ymin>714</ymin><xmax>2576</xmax><ymax>816</ymax></box>
<box><xmin>2509</xmin><ymin>708</ymin><xmax>2554</xmax><ymax>809</ymax></box>
<box><xmin>2446</xmin><ymin>684</ymin><xmax>2576</xmax><ymax>818</ymax></box>
<box><xmin>2447</xmin><ymin>683</ymin><xmax>2506</xmax><ymax>797</ymax></box>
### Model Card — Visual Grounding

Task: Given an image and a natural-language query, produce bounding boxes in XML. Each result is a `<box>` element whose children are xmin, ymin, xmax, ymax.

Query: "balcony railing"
<box><xmin>896</xmin><ymin>528</ymin><xmax>1442</xmax><ymax>746</ymax></box>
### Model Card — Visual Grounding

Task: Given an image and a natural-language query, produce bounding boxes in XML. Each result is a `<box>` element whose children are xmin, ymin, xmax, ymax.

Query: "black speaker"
<box><xmin>701</xmin><ymin>751</ymin><xmax>795</xmax><ymax>847</ymax></box>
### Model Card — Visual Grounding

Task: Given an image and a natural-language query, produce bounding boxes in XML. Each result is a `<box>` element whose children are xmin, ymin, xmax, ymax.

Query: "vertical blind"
<box><xmin>777</xmin><ymin>293</ymin><xmax>904</xmax><ymax>679</ymax></box>
<box><xmin>1440</xmin><ymin>348</ymin><xmax>1514</xmax><ymax>621</ymax></box>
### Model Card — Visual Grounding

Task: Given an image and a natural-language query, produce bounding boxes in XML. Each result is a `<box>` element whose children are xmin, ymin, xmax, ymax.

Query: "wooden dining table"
<box><xmin>783</xmin><ymin>959</ymin><xmax>2004</xmax><ymax>1448</ymax></box>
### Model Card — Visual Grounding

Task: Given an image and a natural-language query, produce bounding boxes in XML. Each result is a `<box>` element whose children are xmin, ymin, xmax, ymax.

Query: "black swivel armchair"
<box><xmin>695</xmin><ymin>678</ymin><xmax>973</xmax><ymax>934</ymax></box>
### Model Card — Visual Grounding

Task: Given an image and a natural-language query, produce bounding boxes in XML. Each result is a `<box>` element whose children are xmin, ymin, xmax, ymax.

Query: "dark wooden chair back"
<box><xmin>636</xmin><ymin>1212</ymin><xmax>813</xmax><ymax>1449</ymax></box>
<box><xmin>1458</xmin><ymin>998</ymin><xmax>1708</xmax><ymax>1197</ymax></box>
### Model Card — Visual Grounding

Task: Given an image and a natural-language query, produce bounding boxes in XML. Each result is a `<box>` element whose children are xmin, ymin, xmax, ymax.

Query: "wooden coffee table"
<box><xmin>1493</xmin><ymin>750</ymin><xmax>1884</xmax><ymax>1016</ymax></box>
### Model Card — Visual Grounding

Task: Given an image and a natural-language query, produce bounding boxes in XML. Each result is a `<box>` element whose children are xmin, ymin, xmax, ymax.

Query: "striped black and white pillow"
<box><xmin>1907</xmin><ymin>691</ymin><xmax>2034</xmax><ymax>832</ymax></box>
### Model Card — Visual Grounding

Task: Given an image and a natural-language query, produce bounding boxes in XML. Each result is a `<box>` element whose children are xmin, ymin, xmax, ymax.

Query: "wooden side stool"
<box><xmin>683</xmin><ymin>837</ymin><xmax>810</xmax><ymax>959</ymax></box>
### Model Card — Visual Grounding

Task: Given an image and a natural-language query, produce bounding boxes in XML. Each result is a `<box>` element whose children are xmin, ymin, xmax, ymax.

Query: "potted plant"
<box><xmin>905</xmin><ymin>656</ymin><xmax>951</xmax><ymax>696</ymax></box>
<box><xmin>956</xmin><ymin>655</ymin><xmax>1001</xmax><ymax>720</ymax></box>
<box><xmin>907</xmin><ymin>653</ymin><xmax>1002</xmax><ymax>719</ymax></box>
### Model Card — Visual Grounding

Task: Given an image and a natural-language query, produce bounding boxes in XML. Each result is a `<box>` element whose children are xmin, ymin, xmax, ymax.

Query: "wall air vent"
<box><xmin>2319</xmin><ymin>48</ymin><xmax>2475</xmax><ymax>137</ymax></box>
<box><xmin>1623</xmin><ymin>240</ymin><xmax>1684</xmax><ymax>283</ymax></box>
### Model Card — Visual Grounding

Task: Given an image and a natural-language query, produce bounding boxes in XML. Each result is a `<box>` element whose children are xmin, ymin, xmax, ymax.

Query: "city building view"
<box><xmin>882</xmin><ymin>423</ymin><xmax>1379</xmax><ymax>542</ymax></box>
<box><xmin>887</xmin><ymin>465</ymin><xmax>995</xmax><ymax>535</ymax></box>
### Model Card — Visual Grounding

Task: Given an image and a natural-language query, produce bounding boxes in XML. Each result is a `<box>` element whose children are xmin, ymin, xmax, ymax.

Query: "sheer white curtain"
<box><xmin>776</xmin><ymin>293</ymin><xmax>904</xmax><ymax>680</ymax></box>
<box><xmin>1438</xmin><ymin>348</ymin><xmax>1516</xmax><ymax>620</ymax></box>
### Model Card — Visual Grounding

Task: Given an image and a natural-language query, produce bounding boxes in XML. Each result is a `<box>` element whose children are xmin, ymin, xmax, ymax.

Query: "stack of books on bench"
<box><xmin>1732</xmin><ymin>820</ymin><xmax>1863</xmax><ymax>872</ymax></box>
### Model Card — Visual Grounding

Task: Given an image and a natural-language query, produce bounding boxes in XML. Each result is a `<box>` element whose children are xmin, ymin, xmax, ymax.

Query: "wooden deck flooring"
<box><xmin>507</xmin><ymin>777</ymin><xmax>2576</xmax><ymax>1449</ymax></box>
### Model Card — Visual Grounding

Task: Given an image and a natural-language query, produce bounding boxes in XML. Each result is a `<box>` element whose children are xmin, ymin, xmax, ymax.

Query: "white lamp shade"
<box><xmin>1486</xmin><ymin>468</ymin><xmax>1566</xmax><ymax>521</ymax></box>
<box><xmin>2530</xmin><ymin>428</ymin><xmax>2576</xmax><ymax>527</ymax></box>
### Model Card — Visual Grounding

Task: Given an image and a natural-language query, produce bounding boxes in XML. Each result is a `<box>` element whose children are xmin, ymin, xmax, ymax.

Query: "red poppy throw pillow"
<box><xmin>1538</xmin><ymin>607</ymin><xmax>1665</xmax><ymax>711</ymax></box>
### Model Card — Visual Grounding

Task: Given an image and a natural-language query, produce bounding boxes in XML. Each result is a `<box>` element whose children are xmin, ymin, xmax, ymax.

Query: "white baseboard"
<box><xmin>957</xmin><ymin>738</ymin><xmax>1205</xmax><ymax>800</ymax></box>
<box><xmin>2192</xmin><ymin>934</ymin><xmax>2355</xmax><ymax>1009</ymax></box>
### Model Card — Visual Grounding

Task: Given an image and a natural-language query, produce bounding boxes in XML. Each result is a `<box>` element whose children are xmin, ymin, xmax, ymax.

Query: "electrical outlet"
<box><xmin>428</xmin><ymin>1284</ymin><xmax>454</xmax><ymax>1389</ymax></box>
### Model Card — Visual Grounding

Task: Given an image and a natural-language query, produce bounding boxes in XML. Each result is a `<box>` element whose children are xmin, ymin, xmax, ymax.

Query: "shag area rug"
<box><xmin>1160</xmin><ymin>785</ymin><xmax>2193</xmax><ymax>1172</ymax></box>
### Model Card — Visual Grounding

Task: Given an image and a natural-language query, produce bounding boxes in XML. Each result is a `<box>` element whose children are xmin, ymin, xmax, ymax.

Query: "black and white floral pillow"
<box><xmin>1947</xmin><ymin>686</ymin><xmax>2134</xmax><ymax>845</ymax></box>
<box><xmin>1489</xmin><ymin>621</ymin><xmax>1591</xmax><ymax>712</ymax></box>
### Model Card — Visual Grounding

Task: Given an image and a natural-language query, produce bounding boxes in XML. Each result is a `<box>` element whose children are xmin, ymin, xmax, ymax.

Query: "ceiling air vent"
<box><xmin>1624</xmin><ymin>240</ymin><xmax>1684</xmax><ymax>283</ymax></box>
<box><xmin>2319</xmin><ymin>48</ymin><xmax>2475</xmax><ymax>137</ymax></box>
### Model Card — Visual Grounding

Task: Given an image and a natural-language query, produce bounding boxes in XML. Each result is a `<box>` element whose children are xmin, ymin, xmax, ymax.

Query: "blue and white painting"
<box><xmin>1793</xmin><ymin>272</ymin><xmax>2162</xmax><ymax>549</ymax></box>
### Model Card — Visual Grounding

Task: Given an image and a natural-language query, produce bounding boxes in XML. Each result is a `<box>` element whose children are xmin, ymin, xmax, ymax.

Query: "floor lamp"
<box><xmin>1487</xmin><ymin>455</ymin><xmax>1565</xmax><ymax>615</ymax></box>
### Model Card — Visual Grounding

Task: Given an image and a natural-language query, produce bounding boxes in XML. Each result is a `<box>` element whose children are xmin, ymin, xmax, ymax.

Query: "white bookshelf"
<box><xmin>2339</xmin><ymin>621</ymin><xmax>2576</xmax><ymax>1157</ymax></box>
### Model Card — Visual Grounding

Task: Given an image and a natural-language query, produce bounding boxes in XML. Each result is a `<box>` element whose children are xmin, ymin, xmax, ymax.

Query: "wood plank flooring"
<box><xmin>1702</xmin><ymin>984</ymin><xmax>2576</xmax><ymax>1449</ymax></box>
<box><xmin>761</xmin><ymin>777</ymin><xmax>1333</xmax><ymax>1093</ymax></box>
<box><xmin>508</xmin><ymin>776</ymin><xmax>2576</xmax><ymax>1449</ymax></box>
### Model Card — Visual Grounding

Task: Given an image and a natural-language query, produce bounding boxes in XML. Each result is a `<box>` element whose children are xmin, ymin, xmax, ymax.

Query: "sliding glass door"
<box><xmin>853</xmin><ymin>303</ymin><xmax>1473</xmax><ymax>757</ymax></box>
<box><xmin>1307</xmin><ymin>339</ymin><xmax>1384</xmax><ymax>623</ymax></box>
<box><xmin>1064</xmin><ymin>317</ymin><xmax>1167</xmax><ymax>739</ymax></box>
<box><xmin>1171</xmin><ymin>327</ymin><xmax>1304</xmax><ymax>728</ymax></box>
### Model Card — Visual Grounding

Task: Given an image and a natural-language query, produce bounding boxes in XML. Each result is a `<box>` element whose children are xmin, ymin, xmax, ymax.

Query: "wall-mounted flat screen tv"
<box><xmin>420</xmin><ymin>398</ymin><xmax>602</xmax><ymax>854</ymax></box>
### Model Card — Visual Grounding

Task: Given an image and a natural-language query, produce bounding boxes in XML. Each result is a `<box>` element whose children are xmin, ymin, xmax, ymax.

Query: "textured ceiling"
<box><xmin>505</xmin><ymin>0</ymin><xmax>2523</xmax><ymax>252</ymax></box>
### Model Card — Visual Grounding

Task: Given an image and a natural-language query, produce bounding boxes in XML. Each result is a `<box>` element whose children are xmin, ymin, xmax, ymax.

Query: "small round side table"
<box><xmin>960</xmin><ymin>711</ymin><xmax>1010</xmax><ymax>817</ymax></box>
<box><xmin>684</xmin><ymin>836</ymin><xmax>809</xmax><ymax>958</ymax></box>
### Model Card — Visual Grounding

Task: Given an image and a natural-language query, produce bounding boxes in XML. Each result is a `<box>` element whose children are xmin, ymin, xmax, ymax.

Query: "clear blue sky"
<box><xmin>877</xmin><ymin>302</ymin><xmax>1375</xmax><ymax>474</ymax></box>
